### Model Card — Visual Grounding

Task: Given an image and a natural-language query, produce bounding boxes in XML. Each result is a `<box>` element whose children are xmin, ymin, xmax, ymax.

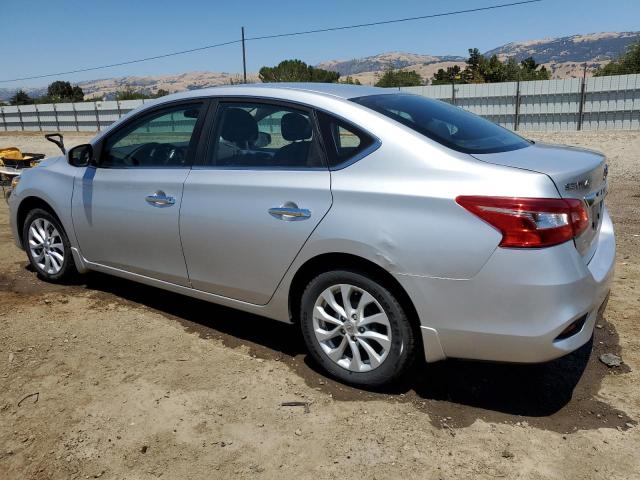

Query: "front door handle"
<box><xmin>268</xmin><ymin>202</ymin><xmax>311</xmax><ymax>221</ymax></box>
<box><xmin>145</xmin><ymin>190</ymin><xmax>176</xmax><ymax>207</ymax></box>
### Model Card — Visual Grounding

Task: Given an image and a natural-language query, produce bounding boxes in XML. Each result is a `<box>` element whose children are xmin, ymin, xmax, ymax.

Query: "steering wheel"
<box><xmin>154</xmin><ymin>143</ymin><xmax>185</xmax><ymax>166</ymax></box>
<box><xmin>122</xmin><ymin>142</ymin><xmax>157</xmax><ymax>166</ymax></box>
<box><xmin>122</xmin><ymin>142</ymin><xmax>185</xmax><ymax>166</ymax></box>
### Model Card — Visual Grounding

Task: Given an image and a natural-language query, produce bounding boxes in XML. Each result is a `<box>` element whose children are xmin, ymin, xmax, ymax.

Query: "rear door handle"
<box><xmin>145</xmin><ymin>190</ymin><xmax>176</xmax><ymax>207</ymax></box>
<box><xmin>268</xmin><ymin>202</ymin><xmax>311</xmax><ymax>221</ymax></box>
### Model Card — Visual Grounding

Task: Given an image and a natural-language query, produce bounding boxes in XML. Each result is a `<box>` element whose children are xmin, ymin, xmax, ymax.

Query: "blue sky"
<box><xmin>1</xmin><ymin>0</ymin><xmax>638</xmax><ymax>88</ymax></box>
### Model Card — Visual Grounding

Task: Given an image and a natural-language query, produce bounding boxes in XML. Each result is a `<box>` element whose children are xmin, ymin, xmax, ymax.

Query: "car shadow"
<box><xmin>82</xmin><ymin>271</ymin><xmax>305</xmax><ymax>358</ymax></box>
<box><xmin>72</xmin><ymin>271</ymin><xmax>633</xmax><ymax>432</ymax></box>
<box><xmin>407</xmin><ymin>344</ymin><xmax>592</xmax><ymax>416</ymax></box>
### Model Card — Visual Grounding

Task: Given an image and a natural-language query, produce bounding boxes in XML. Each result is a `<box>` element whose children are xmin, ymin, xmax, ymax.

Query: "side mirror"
<box><xmin>184</xmin><ymin>108</ymin><xmax>200</xmax><ymax>119</ymax></box>
<box><xmin>254</xmin><ymin>131</ymin><xmax>272</xmax><ymax>148</ymax></box>
<box><xmin>68</xmin><ymin>144</ymin><xmax>94</xmax><ymax>167</ymax></box>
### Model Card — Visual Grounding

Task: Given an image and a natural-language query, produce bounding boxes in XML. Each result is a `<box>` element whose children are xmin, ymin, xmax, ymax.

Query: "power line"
<box><xmin>245</xmin><ymin>0</ymin><xmax>541</xmax><ymax>42</ymax></box>
<box><xmin>0</xmin><ymin>39</ymin><xmax>242</xmax><ymax>83</ymax></box>
<box><xmin>0</xmin><ymin>0</ymin><xmax>542</xmax><ymax>84</ymax></box>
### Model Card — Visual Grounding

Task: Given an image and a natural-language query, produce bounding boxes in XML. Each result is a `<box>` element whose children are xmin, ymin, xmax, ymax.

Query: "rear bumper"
<box><xmin>397</xmin><ymin>208</ymin><xmax>615</xmax><ymax>363</ymax></box>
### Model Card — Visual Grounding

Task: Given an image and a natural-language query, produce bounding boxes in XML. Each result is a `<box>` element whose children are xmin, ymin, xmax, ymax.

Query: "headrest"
<box><xmin>428</xmin><ymin>120</ymin><xmax>452</xmax><ymax>139</ymax></box>
<box><xmin>281</xmin><ymin>113</ymin><xmax>312</xmax><ymax>141</ymax></box>
<box><xmin>220</xmin><ymin>108</ymin><xmax>258</xmax><ymax>143</ymax></box>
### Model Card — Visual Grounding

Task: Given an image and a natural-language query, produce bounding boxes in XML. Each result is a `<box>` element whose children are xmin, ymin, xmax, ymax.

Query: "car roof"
<box><xmin>153</xmin><ymin>82</ymin><xmax>396</xmax><ymax>104</ymax></box>
<box><xmin>96</xmin><ymin>83</ymin><xmax>402</xmax><ymax>140</ymax></box>
<box><xmin>223</xmin><ymin>83</ymin><xmax>393</xmax><ymax>99</ymax></box>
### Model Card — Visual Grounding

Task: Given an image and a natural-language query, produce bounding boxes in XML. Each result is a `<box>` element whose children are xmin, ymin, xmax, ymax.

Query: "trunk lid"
<box><xmin>472</xmin><ymin>143</ymin><xmax>608</xmax><ymax>262</ymax></box>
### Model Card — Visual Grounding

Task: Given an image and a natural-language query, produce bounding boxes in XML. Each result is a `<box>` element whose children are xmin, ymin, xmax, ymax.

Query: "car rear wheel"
<box><xmin>300</xmin><ymin>270</ymin><xmax>416</xmax><ymax>387</ymax></box>
<box><xmin>22</xmin><ymin>208</ymin><xmax>76</xmax><ymax>282</ymax></box>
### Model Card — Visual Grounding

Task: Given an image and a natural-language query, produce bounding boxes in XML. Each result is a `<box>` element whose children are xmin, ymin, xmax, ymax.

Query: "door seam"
<box><xmin>177</xmin><ymin>169</ymin><xmax>193</xmax><ymax>288</ymax></box>
<box><xmin>263</xmin><ymin>169</ymin><xmax>335</xmax><ymax>306</ymax></box>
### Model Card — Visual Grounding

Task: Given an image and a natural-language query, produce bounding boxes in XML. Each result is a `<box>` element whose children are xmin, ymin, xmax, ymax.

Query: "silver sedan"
<box><xmin>9</xmin><ymin>83</ymin><xmax>614</xmax><ymax>387</ymax></box>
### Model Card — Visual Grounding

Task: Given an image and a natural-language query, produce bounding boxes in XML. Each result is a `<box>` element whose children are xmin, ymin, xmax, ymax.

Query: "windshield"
<box><xmin>352</xmin><ymin>94</ymin><xmax>531</xmax><ymax>154</ymax></box>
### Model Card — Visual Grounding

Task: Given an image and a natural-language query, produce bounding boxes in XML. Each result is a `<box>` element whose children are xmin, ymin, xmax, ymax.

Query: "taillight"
<box><xmin>456</xmin><ymin>196</ymin><xmax>589</xmax><ymax>248</ymax></box>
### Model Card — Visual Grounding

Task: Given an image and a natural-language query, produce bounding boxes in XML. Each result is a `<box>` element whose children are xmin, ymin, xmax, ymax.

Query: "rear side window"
<box><xmin>351</xmin><ymin>94</ymin><xmax>531</xmax><ymax>154</ymax></box>
<box><xmin>205</xmin><ymin>102</ymin><xmax>325</xmax><ymax>169</ymax></box>
<box><xmin>316</xmin><ymin>111</ymin><xmax>375</xmax><ymax>169</ymax></box>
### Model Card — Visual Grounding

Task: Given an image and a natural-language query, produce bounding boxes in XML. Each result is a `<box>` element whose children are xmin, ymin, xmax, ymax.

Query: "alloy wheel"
<box><xmin>28</xmin><ymin>218</ymin><xmax>64</xmax><ymax>275</ymax></box>
<box><xmin>312</xmin><ymin>283</ymin><xmax>392</xmax><ymax>372</ymax></box>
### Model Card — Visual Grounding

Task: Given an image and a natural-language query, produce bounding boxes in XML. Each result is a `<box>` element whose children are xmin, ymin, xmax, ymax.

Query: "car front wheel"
<box><xmin>300</xmin><ymin>270</ymin><xmax>416</xmax><ymax>387</ymax></box>
<box><xmin>22</xmin><ymin>208</ymin><xmax>76</xmax><ymax>282</ymax></box>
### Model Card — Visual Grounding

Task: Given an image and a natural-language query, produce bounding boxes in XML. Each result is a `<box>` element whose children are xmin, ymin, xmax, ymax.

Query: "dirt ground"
<box><xmin>1</xmin><ymin>130</ymin><xmax>639</xmax><ymax>480</ymax></box>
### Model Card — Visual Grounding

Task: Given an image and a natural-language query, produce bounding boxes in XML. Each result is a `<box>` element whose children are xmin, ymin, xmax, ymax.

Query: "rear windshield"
<box><xmin>351</xmin><ymin>94</ymin><xmax>531</xmax><ymax>154</ymax></box>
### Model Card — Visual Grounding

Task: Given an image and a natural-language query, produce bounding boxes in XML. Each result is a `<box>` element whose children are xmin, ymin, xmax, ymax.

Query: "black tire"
<box><xmin>22</xmin><ymin>208</ymin><xmax>76</xmax><ymax>282</ymax></box>
<box><xmin>300</xmin><ymin>270</ymin><xmax>416</xmax><ymax>387</ymax></box>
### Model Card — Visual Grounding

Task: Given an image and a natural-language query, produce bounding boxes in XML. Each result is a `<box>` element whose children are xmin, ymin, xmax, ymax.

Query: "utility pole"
<box><xmin>241</xmin><ymin>27</ymin><xmax>247</xmax><ymax>83</ymax></box>
<box><xmin>577</xmin><ymin>62</ymin><xmax>588</xmax><ymax>131</ymax></box>
<box><xmin>451</xmin><ymin>73</ymin><xmax>460</xmax><ymax>106</ymax></box>
<box><xmin>514</xmin><ymin>79</ymin><xmax>521</xmax><ymax>131</ymax></box>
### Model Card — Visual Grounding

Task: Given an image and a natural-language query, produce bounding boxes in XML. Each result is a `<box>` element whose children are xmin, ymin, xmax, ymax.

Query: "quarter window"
<box><xmin>101</xmin><ymin>103</ymin><xmax>203</xmax><ymax>168</ymax></box>
<box><xmin>206</xmin><ymin>102</ymin><xmax>324</xmax><ymax>168</ymax></box>
<box><xmin>316</xmin><ymin>111</ymin><xmax>375</xmax><ymax>169</ymax></box>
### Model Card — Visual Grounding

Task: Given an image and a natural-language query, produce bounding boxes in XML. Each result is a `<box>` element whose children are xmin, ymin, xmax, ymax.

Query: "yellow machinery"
<box><xmin>0</xmin><ymin>147</ymin><xmax>44</xmax><ymax>168</ymax></box>
<box><xmin>0</xmin><ymin>147</ymin><xmax>45</xmax><ymax>201</ymax></box>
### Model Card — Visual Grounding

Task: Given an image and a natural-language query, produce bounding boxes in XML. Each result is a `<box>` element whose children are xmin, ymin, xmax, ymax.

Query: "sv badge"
<box><xmin>565</xmin><ymin>178</ymin><xmax>591</xmax><ymax>191</ymax></box>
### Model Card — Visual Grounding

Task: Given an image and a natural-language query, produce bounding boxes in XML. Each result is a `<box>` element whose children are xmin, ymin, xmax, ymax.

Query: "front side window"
<box><xmin>101</xmin><ymin>103</ymin><xmax>203</xmax><ymax>168</ymax></box>
<box><xmin>206</xmin><ymin>102</ymin><xmax>324</xmax><ymax>168</ymax></box>
<box><xmin>352</xmin><ymin>94</ymin><xmax>531</xmax><ymax>154</ymax></box>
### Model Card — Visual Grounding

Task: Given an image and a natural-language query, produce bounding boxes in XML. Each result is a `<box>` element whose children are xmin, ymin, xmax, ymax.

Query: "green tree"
<box><xmin>502</xmin><ymin>57</ymin><xmax>521</xmax><ymax>81</ymax></box>
<box><xmin>115</xmin><ymin>87</ymin><xmax>150</xmax><ymax>100</ymax></box>
<box><xmin>259</xmin><ymin>59</ymin><xmax>340</xmax><ymax>83</ymax></box>
<box><xmin>431</xmin><ymin>65</ymin><xmax>463</xmax><ymax>85</ymax></box>
<box><xmin>464</xmin><ymin>48</ymin><xmax>485</xmax><ymax>83</ymax></box>
<box><xmin>339</xmin><ymin>76</ymin><xmax>361</xmax><ymax>85</ymax></box>
<box><xmin>72</xmin><ymin>86</ymin><xmax>84</xmax><ymax>101</ymax></box>
<box><xmin>374</xmin><ymin>69</ymin><xmax>423</xmax><ymax>87</ymax></box>
<box><xmin>114</xmin><ymin>88</ymin><xmax>170</xmax><ymax>100</ymax></box>
<box><xmin>310</xmin><ymin>66</ymin><xmax>340</xmax><ymax>83</ymax></box>
<box><xmin>518</xmin><ymin>57</ymin><xmax>551</xmax><ymax>80</ymax></box>
<box><xmin>433</xmin><ymin>49</ymin><xmax>550</xmax><ymax>84</ymax></box>
<box><xmin>594</xmin><ymin>42</ymin><xmax>640</xmax><ymax>76</ymax></box>
<box><xmin>10</xmin><ymin>89</ymin><xmax>32</xmax><ymax>105</ymax></box>
<box><xmin>482</xmin><ymin>55</ymin><xmax>508</xmax><ymax>83</ymax></box>
<box><xmin>520</xmin><ymin>57</ymin><xmax>538</xmax><ymax>72</ymax></box>
<box><xmin>47</xmin><ymin>81</ymin><xmax>84</xmax><ymax>102</ymax></box>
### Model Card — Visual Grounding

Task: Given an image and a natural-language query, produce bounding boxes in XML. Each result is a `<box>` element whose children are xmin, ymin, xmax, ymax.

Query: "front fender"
<box><xmin>9</xmin><ymin>158</ymin><xmax>81</xmax><ymax>252</ymax></box>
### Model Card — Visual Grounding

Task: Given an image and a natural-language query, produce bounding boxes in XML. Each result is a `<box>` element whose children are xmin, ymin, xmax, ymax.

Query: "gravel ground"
<box><xmin>1</xmin><ymin>130</ymin><xmax>639</xmax><ymax>479</ymax></box>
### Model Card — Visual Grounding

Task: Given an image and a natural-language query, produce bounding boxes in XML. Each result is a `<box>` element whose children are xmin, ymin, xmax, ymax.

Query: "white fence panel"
<box><xmin>398</xmin><ymin>73</ymin><xmax>640</xmax><ymax>132</ymax></box>
<box><xmin>583</xmin><ymin>73</ymin><xmax>640</xmax><ymax>130</ymax></box>
<box><xmin>1</xmin><ymin>75</ymin><xmax>639</xmax><ymax>132</ymax></box>
<box><xmin>1</xmin><ymin>106</ymin><xmax>23</xmax><ymax>131</ymax></box>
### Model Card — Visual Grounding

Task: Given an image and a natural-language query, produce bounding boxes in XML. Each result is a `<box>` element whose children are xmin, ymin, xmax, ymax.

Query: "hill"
<box><xmin>318</xmin><ymin>31</ymin><xmax>640</xmax><ymax>84</ymax></box>
<box><xmin>1</xmin><ymin>31</ymin><xmax>637</xmax><ymax>101</ymax></box>
<box><xmin>316</xmin><ymin>52</ymin><xmax>465</xmax><ymax>76</ymax></box>
<box><xmin>77</xmin><ymin>71</ymin><xmax>259</xmax><ymax>100</ymax></box>
<box><xmin>484</xmin><ymin>31</ymin><xmax>640</xmax><ymax>63</ymax></box>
